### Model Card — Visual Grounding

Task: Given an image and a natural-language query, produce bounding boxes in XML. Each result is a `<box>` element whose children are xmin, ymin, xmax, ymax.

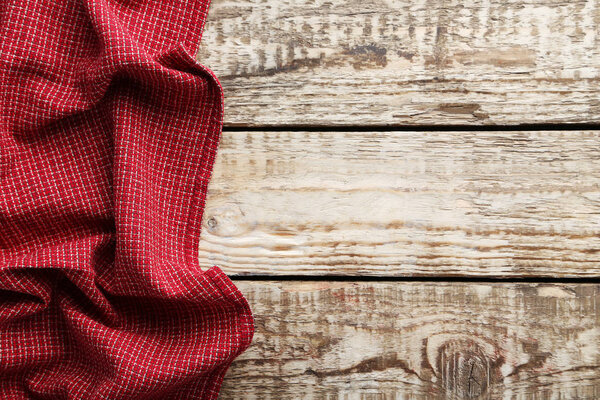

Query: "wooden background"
<box><xmin>196</xmin><ymin>0</ymin><xmax>600</xmax><ymax>398</ymax></box>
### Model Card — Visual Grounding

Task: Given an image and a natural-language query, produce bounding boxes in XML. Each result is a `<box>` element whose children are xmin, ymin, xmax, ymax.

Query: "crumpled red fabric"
<box><xmin>0</xmin><ymin>0</ymin><xmax>253</xmax><ymax>398</ymax></box>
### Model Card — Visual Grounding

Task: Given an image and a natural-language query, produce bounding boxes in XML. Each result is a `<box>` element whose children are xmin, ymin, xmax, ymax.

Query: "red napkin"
<box><xmin>0</xmin><ymin>0</ymin><xmax>253</xmax><ymax>398</ymax></box>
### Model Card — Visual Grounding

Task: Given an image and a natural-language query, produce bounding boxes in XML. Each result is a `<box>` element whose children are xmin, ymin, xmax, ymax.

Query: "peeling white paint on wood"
<box><xmin>194</xmin><ymin>2</ymin><xmax>600</xmax><ymax>395</ymax></box>
<box><xmin>220</xmin><ymin>281</ymin><xmax>600</xmax><ymax>399</ymax></box>
<box><xmin>198</xmin><ymin>130</ymin><xmax>600</xmax><ymax>277</ymax></box>
<box><xmin>197</xmin><ymin>0</ymin><xmax>600</xmax><ymax>126</ymax></box>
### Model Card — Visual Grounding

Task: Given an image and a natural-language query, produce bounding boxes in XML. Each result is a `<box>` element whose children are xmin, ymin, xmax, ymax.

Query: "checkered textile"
<box><xmin>0</xmin><ymin>0</ymin><xmax>254</xmax><ymax>398</ymax></box>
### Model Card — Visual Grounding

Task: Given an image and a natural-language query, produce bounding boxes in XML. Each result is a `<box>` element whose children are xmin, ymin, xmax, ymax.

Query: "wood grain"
<box><xmin>220</xmin><ymin>281</ymin><xmax>600</xmax><ymax>399</ymax></box>
<box><xmin>197</xmin><ymin>0</ymin><xmax>600</xmax><ymax>127</ymax></box>
<box><xmin>198</xmin><ymin>130</ymin><xmax>600</xmax><ymax>277</ymax></box>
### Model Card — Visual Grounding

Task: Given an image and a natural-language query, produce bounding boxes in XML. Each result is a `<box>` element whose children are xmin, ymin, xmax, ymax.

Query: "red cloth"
<box><xmin>0</xmin><ymin>0</ymin><xmax>254</xmax><ymax>398</ymax></box>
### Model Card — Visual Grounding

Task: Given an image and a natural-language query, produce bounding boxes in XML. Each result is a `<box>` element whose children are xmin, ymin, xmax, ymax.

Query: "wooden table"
<box><xmin>196</xmin><ymin>0</ymin><xmax>600</xmax><ymax>398</ymax></box>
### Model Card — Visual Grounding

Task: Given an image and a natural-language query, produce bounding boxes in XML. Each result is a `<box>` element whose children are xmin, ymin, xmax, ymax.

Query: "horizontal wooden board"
<box><xmin>198</xmin><ymin>130</ymin><xmax>600</xmax><ymax>277</ymax></box>
<box><xmin>220</xmin><ymin>281</ymin><xmax>600</xmax><ymax>399</ymax></box>
<box><xmin>197</xmin><ymin>0</ymin><xmax>600</xmax><ymax>127</ymax></box>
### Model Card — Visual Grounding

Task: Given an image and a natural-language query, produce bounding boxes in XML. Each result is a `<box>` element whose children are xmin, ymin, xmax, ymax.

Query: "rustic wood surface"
<box><xmin>220</xmin><ymin>281</ymin><xmax>600</xmax><ymax>399</ymax></box>
<box><xmin>196</xmin><ymin>0</ymin><xmax>600</xmax><ymax>395</ymax></box>
<box><xmin>198</xmin><ymin>130</ymin><xmax>600</xmax><ymax>277</ymax></box>
<box><xmin>197</xmin><ymin>0</ymin><xmax>600</xmax><ymax>127</ymax></box>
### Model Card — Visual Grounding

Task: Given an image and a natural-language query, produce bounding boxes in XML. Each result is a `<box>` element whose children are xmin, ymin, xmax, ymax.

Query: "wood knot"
<box><xmin>207</xmin><ymin>217</ymin><xmax>218</xmax><ymax>229</ymax></box>
<box><xmin>202</xmin><ymin>204</ymin><xmax>252</xmax><ymax>236</ymax></box>
<box><xmin>436</xmin><ymin>339</ymin><xmax>495</xmax><ymax>398</ymax></box>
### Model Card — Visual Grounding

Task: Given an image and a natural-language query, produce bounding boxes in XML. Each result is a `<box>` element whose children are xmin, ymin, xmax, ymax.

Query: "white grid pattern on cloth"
<box><xmin>0</xmin><ymin>0</ymin><xmax>254</xmax><ymax>398</ymax></box>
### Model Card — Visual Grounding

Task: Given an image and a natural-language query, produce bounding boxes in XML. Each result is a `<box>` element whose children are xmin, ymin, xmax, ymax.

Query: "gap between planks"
<box><xmin>230</xmin><ymin>275</ymin><xmax>600</xmax><ymax>284</ymax></box>
<box><xmin>223</xmin><ymin>123</ymin><xmax>600</xmax><ymax>132</ymax></box>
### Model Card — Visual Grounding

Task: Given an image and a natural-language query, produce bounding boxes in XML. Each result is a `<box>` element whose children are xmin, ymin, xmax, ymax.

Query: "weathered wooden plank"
<box><xmin>198</xmin><ymin>130</ymin><xmax>600</xmax><ymax>277</ymax></box>
<box><xmin>197</xmin><ymin>0</ymin><xmax>600</xmax><ymax>126</ymax></box>
<box><xmin>220</xmin><ymin>281</ymin><xmax>600</xmax><ymax>399</ymax></box>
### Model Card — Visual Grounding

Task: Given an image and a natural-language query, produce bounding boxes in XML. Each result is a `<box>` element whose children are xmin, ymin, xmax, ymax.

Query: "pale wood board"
<box><xmin>220</xmin><ymin>281</ymin><xmax>600</xmax><ymax>399</ymax></box>
<box><xmin>197</xmin><ymin>0</ymin><xmax>600</xmax><ymax>127</ymax></box>
<box><xmin>198</xmin><ymin>130</ymin><xmax>600</xmax><ymax>277</ymax></box>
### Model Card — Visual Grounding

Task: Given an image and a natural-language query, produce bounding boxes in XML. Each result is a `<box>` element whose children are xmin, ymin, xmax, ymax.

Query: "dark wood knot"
<box><xmin>436</xmin><ymin>339</ymin><xmax>497</xmax><ymax>398</ymax></box>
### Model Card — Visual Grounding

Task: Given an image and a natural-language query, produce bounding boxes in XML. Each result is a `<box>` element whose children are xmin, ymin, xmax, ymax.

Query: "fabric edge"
<box><xmin>179</xmin><ymin>1</ymin><xmax>256</xmax><ymax>397</ymax></box>
<box><xmin>201</xmin><ymin>265</ymin><xmax>255</xmax><ymax>398</ymax></box>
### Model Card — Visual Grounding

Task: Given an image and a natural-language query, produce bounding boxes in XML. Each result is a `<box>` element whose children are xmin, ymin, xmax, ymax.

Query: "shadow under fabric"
<box><xmin>0</xmin><ymin>0</ymin><xmax>254</xmax><ymax>398</ymax></box>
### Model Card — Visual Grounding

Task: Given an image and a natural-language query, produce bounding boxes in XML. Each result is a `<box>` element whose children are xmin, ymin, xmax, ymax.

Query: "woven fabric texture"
<box><xmin>0</xmin><ymin>0</ymin><xmax>254</xmax><ymax>398</ymax></box>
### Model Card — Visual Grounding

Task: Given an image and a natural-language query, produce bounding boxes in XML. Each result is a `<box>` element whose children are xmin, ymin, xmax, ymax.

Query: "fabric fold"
<box><xmin>0</xmin><ymin>0</ymin><xmax>254</xmax><ymax>398</ymax></box>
